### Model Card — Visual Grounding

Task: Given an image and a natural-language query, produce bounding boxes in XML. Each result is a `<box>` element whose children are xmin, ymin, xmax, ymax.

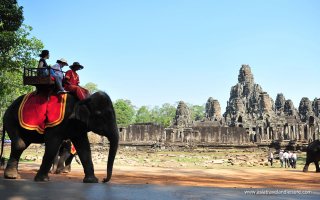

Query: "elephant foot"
<box><xmin>102</xmin><ymin>176</ymin><xmax>111</xmax><ymax>183</ymax></box>
<box><xmin>55</xmin><ymin>169</ymin><xmax>63</xmax><ymax>174</ymax></box>
<box><xmin>63</xmin><ymin>165</ymin><xmax>71</xmax><ymax>173</ymax></box>
<box><xmin>62</xmin><ymin>168</ymin><xmax>71</xmax><ymax>173</ymax></box>
<box><xmin>34</xmin><ymin>174</ymin><xmax>50</xmax><ymax>182</ymax></box>
<box><xmin>83</xmin><ymin>176</ymin><xmax>98</xmax><ymax>183</ymax></box>
<box><xmin>303</xmin><ymin>166</ymin><xmax>308</xmax><ymax>172</ymax></box>
<box><xmin>4</xmin><ymin>168</ymin><xmax>20</xmax><ymax>179</ymax></box>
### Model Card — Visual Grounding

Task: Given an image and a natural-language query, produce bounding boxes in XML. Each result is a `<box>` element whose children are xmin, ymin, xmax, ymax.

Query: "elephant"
<box><xmin>303</xmin><ymin>140</ymin><xmax>320</xmax><ymax>172</ymax></box>
<box><xmin>51</xmin><ymin>139</ymin><xmax>79</xmax><ymax>174</ymax></box>
<box><xmin>0</xmin><ymin>91</ymin><xmax>119</xmax><ymax>183</ymax></box>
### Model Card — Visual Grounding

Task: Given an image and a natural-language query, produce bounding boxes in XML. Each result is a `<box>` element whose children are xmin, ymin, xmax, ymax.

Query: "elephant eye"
<box><xmin>95</xmin><ymin>110</ymin><xmax>102</xmax><ymax>115</ymax></box>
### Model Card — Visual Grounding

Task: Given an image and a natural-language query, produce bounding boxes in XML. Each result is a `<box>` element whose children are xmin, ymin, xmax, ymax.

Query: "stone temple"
<box><xmin>223</xmin><ymin>65</ymin><xmax>319</xmax><ymax>143</ymax></box>
<box><xmin>119</xmin><ymin>65</ymin><xmax>320</xmax><ymax>146</ymax></box>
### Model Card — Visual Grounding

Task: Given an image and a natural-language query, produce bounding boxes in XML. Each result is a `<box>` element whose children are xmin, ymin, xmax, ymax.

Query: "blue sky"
<box><xmin>19</xmin><ymin>0</ymin><xmax>320</xmax><ymax>111</ymax></box>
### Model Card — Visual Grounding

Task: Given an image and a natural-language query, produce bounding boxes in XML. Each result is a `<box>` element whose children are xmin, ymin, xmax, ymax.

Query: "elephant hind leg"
<box><xmin>35</xmin><ymin>136</ymin><xmax>62</xmax><ymax>182</ymax></box>
<box><xmin>4</xmin><ymin>138</ymin><xmax>30</xmax><ymax>179</ymax></box>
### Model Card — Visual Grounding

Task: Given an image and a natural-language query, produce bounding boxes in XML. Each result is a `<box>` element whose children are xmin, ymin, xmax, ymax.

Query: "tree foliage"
<box><xmin>0</xmin><ymin>0</ymin><xmax>44</xmax><ymax>126</ymax></box>
<box><xmin>0</xmin><ymin>0</ymin><xmax>24</xmax><ymax>54</ymax></box>
<box><xmin>114</xmin><ymin>100</ymin><xmax>204</xmax><ymax>128</ymax></box>
<box><xmin>135</xmin><ymin>106</ymin><xmax>151</xmax><ymax>123</ymax></box>
<box><xmin>189</xmin><ymin>104</ymin><xmax>205</xmax><ymax>121</ymax></box>
<box><xmin>0</xmin><ymin>0</ymin><xmax>23</xmax><ymax>32</ymax></box>
<box><xmin>113</xmin><ymin>99</ymin><xmax>135</xmax><ymax>127</ymax></box>
<box><xmin>0</xmin><ymin>25</ymin><xmax>43</xmax><ymax>121</ymax></box>
<box><xmin>155</xmin><ymin>103</ymin><xmax>176</xmax><ymax>127</ymax></box>
<box><xmin>135</xmin><ymin>103</ymin><xmax>176</xmax><ymax>127</ymax></box>
<box><xmin>83</xmin><ymin>82</ymin><xmax>99</xmax><ymax>94</ymax></box>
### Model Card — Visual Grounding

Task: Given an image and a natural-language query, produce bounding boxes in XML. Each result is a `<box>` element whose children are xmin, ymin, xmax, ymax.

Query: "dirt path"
<box><xmin>4</xmin><ymin>163</ymin><xmax>319</xmax><ymax>190</ymax></box>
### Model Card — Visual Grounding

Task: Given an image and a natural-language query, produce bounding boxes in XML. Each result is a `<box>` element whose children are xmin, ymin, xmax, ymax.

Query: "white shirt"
<box><xmin>51</xmin><ymin>63</ymin><xmax>64</xmax><ymax>79</ymax></box>
<box><xmin>269</xmin><ymin>152</ymin><xmax>273</xmax><ymax>159</ymax></box>
<box><xmin>279</xmin><ymin>151</ymin><xmax>284</xmax><ymax>160</ymax></box>
<box><xmin>292</xmin><ymin>153</ymin><xmax>297</xmax><ymax>160</ymax></box>
<box><xmin>283</xmin><ymin>152</ymin><xmax>289</xmax><ymax>159</ymax></box>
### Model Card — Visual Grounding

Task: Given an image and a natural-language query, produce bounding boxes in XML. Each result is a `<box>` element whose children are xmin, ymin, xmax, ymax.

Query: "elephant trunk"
<box><xmin>103</xmin><ymin>127</ymin><xmax>119</xmax><ymax>183</ymax></box>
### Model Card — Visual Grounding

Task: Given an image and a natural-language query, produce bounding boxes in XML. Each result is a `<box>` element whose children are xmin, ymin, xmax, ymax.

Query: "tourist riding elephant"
<box><xmin>0</xmin><ymin>91</ymin><xmax>119</xmax><ymax>183</ymax></box>
<box><xmin>303</xmin><ymin>140</ymin><xmax>320</xmax><ymax>172</ymax></box>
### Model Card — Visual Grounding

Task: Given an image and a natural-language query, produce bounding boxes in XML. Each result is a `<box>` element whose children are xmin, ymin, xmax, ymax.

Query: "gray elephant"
<box><xmin>303</xmin><ymin>140</ymin><xmax>320</xmax><ymax>172</ymax></box>
<box><xmin>51</xmin><ymin>139</ymin><xmax>79</xmax><ymax>174</ymax></box>
<box><xmin>0</xmin><ymin>91</ymin><xmax>119</xmax><ymax>183</ymax></box>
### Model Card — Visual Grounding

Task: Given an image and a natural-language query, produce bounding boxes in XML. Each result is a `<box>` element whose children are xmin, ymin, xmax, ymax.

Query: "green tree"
<box><xmin>135</xmin><ymin>106</ymin><xmax>151</xmax><ymax>123</ymax></box>
<box><xmin>0</xmin><ymin>0</ymin><xmax>23</xmax><ymax>31</ymax></box>
<box><xmin>159</xmin><ymin>103</ymin><xmax>176</xmax><ymax>127</ymax></box>
<box><xmin>190</xmin><ymin>104</ymin><xmax>205</xmax><ymax>121</ymax></box>
<box><xmin>83</xmin><ymin>82</ymin><xmax>99</xmax><ymax>94</ymax></box>
<box><xmin>150</xmin><ymin>106</ymin><xmax>161</xmax><ymax>123</ymax></box>
<box><xmin>150</xmin><ymin>103</ymin><xmax>176</xmax><ymax>127</ymax></box>
<box><xmin>0</xmin><ymin>0</ymin><xmax>24</xmax><ymax>54</ymax></box>
<box><xmin>0</xmin><ymin>25</ymin><xmax>43</xmax><ymax>123</ymax></box>
<box><xmin>113</xmin><ymin>99</ymin><xmax>135</xmax><ymax>127</ymax></box>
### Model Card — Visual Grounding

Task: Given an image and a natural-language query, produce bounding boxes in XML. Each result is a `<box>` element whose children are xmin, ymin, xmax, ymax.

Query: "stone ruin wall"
<box><xmin>118</xmin><ymin>64</ymin><xmax>320</xmax><ymax>146</ymax></box>
<box><xmin>119</xmin><ymin>123</ymin><xmax>165</xmax><ymax>143</ymax></box>
<box><xmin>119</xmin><ymin>124</ymin><xmax>249</xmax><ymax>145</ymax></box>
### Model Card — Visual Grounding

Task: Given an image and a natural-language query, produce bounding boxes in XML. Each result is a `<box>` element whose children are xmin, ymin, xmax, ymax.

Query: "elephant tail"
<box><xmin>0</xmin><ymin>124</ymin><xmax>5</xmax><ymax>168</ymax></box>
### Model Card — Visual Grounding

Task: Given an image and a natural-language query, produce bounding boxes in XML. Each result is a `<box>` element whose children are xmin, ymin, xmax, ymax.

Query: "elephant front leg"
<box><xmin>72</xmin><ymin>136</ymin><xmax>98</xmax><ymax>183</ymax></box>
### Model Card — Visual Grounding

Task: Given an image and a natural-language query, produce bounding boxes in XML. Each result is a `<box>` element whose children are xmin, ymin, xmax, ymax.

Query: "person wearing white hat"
<box><xmin>50</xmin><ymin>58</ymin><xmax>68</xmax><ymax>94</ymax></box>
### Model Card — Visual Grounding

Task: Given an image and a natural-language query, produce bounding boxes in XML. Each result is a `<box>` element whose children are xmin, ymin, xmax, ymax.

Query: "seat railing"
<box><xmin>23</xmin><ymin>67</ymin><xmax>54</xmax><ymax>86</ymax></box>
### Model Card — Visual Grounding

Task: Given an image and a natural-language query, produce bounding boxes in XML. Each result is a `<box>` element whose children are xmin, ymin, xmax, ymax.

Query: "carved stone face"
<box><xmin>205</xmin><ymin>97</ymin><xmax>221</xmax><ymax>120</ymax></box>
<box><xmin>174</xmin><ymin>101</ymin><xmax>191</xmax><ymax>126</ymax></box>
<box><xmin>275</xmin><ymin>93</ymin><xmax>285</xmax><ymax>110</ymax></box>
<box><xmin>284</xmin><ymin>100</ymin><xmax>294</xmax><ymax>115</ymax></box>
<box><xmin>242</xmin><ymin>67</ymin><xmax>251</xmax><ymax>76</ymax></box>
<box><xmin>238</xmin><ymin>65</ymin><xmax>254</xmax><ymax>84</ymax></box>
<box><xmin>299</xmin><ymin>98</ymin><xmax>312</xmax><ymax>114</ymax></box>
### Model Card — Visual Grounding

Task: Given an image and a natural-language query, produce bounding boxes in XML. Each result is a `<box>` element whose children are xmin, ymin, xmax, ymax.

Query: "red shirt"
<box><xmin>65</xmin><ymin>70</ymin><xmax>80</xmax><ymax>86</ymax></box>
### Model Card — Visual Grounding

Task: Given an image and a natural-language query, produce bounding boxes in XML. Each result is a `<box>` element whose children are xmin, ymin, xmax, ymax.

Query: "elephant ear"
<box><xmin>70</xmin><ymin>98</ymin><xmax>91</xmax><ymax>125</ymax></box>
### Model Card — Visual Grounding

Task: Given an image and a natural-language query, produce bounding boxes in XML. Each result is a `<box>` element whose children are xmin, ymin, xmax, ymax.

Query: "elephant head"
<box><xmin>72</xmin><ymin>91</ymin><xmax>119</xmax><ymax>182</ymax></box>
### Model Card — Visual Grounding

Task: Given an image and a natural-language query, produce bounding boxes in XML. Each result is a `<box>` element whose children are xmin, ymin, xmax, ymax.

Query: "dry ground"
<box><xmin>1</xmin><ymin>145</ymin><xmax>319</xmax><ymax>190</ymax></box>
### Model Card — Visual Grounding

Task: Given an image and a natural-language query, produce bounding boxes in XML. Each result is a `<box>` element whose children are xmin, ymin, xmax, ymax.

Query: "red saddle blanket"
<box><xmin>18</xmin><ymin>92</ymin><xmax>68</xmax><ymax>134</ymax></box>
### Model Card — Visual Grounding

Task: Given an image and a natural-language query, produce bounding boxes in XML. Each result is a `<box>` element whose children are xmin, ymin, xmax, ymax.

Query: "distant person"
<box><xmin>51</xmin><ymin>58</ymin><xmax>68</xmax><ymax>94</ymax></box>
<box><xmin>64</xmin><ymin>62</ymin><xmax>89</xmax><ymax>100</ymax></box>
<box><xmin>279</xmin><ymin>149</ymin><xmax>284</xmax><ymax>168</ymax></box>
<box><xmin>288</xmin><ymin>151</ymin><xmax>293</xmax><ymax>168</ymax></box>
<box><xmin>292</xmin><ymin>152</ymin><xmax>297</xmax><ymax>168</ymax></box>
<box><xmin>283</xmin><ymin>151</ymin><xmax>289</xmax><ymax>168</ymax></box>
<box><xmin>268</xmin><ymin>151</ymin><xmax>274</xmax><ymax>166</ymax></box>
<box><xmin>38</xmin><ymin>50</ymin><xmax>49</xmax><ymax>76</ymax></box>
